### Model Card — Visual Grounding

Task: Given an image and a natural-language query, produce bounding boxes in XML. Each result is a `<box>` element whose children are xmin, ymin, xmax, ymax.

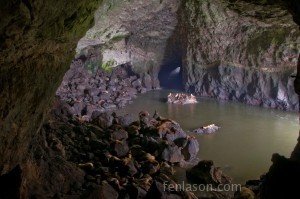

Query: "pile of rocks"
<box><xmin>55</xmin><ymin>59</ymin><xmax>159</xmax><ymax>121</ymax></box>
<box><xmin>42</xmin><ymin>110</ymin><xmax>200</xmax><ymax>198</ymax></box>
<box><xmin>167</xmin><ymin>93</ymin><xmax>198</xmax><ymax>104</ymax></box>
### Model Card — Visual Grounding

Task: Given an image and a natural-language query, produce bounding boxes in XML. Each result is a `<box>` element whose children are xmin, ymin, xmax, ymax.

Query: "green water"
<box><xmin>116</xmin><ymin>89</ymin><xmax>299</xmax><ymax>184</ymax></box>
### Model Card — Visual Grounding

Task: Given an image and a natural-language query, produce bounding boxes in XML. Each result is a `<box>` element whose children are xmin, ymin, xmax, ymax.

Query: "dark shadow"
<box><xmin>0</xmin><ymin>165</ymin><xmax>22</xmax><ymax>199</ymax></box>
<box><xmin>158</xmin><ymin>5</ymin><xmax>184</xmax><ymax>90</ymax></box>
<box><xmin>158</xmin><ymin>58</ymin><xmax>183</xmax><ymax>90</ymax></box>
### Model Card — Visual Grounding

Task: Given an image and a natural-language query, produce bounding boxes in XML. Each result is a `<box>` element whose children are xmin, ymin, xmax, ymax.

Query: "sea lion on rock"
<box><xmin>193</xmin><ymin>124</ymin><xmax>220</xmax><ymax>134</ymax></box>
<box><xmin>167</xmin><ymin>93</ymin><xmax>198</xmax><ymax>104</ymax></box>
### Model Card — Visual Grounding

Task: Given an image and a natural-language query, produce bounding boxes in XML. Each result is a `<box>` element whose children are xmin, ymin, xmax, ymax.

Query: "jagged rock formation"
<box><xmin>0</xmin><ymin>0</ymin><xmax>102</xmax><ymax>196</ymax></box>
<box><xmin>11</xmin><ymin>111</ymin><xmax>199</xmax><ymax>198</ymax></box>
<box><xmin>180</xmin><ymin>0</ymin><xmax>300</xmax><ymax>111</ymax></box>
<box><xmin>55</xmin><ymin>61</ymin><xmax>156</xmax><ymax>120</ymax></box>
<box><xmin>80</xmin><ymin>0</ymin><xmax>300</xmax><ymax>111</ymax></box>
<box><xmin>77</xmin><ymin>0</ymin><xmax>181</xmax><ymax>89</ymax></box>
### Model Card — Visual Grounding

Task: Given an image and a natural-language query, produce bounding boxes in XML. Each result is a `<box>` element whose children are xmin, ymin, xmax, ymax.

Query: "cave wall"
<box><xmin>180</xmin><ymin>0</ymin><xmax>300</xmax><ymax>111</ymax></box>
<box><xmin>77</xmin><ymin>0</ymin><xmax>181</xmax><ymax>88</ymax></box>
<box><xmin>0</xmin><ymin>0</ymin><xmax>102</xmax><ymax>176</ymax></box>
<box><xmin>77</xmin><ymin>0</ymin><xmax>300</xmax><ymax>111</ymax></box>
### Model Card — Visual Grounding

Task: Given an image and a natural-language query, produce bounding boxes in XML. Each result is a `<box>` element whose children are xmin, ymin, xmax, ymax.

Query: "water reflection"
<box><xmin>167</xmin><ymin>103</ymin><xmax>197</xmax><ymax>119</ymax></box>
<box><xmin>116</xmin><ymin>90</ymin><xmax>299</xmax><ymax>184</ymax></box>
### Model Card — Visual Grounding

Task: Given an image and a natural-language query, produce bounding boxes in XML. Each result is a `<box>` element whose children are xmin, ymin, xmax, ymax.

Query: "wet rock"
<box><xmin>112</xmin><ymin>129</ymin><xmax>129</xmax><ymax>141</ymax></box>
<box><xmin>160</xmin><ymin>162</ymin><xmax>175</xmax><ymax>176</ymax></box>
<box><xmin>119</xmin><ymin>158</ymin><xmax>138</xmax><ymax>177</ymax></box>
<box><xmin>138</xmin><ymin>87</ymin><xmax>147</xmax><ymax>94</ymax></box>
<box><xmin>161</xmin><ymin>144</ymin><xmax>183</xmax><ymax>163</ymax></box>
<box><xmin>141</xmin><ymin>160</ymin><xmax>160</xmax><ymax>175</ymax></box>
<box><xmin>182</xmin><ymin>136</ymin><xmax>199</xmax><ymax>162</ymax></box>
<box><xmin>186</xmin><ymin>160</ymin><xmax>232</xmax><ymax>185</ymax></box>
<box><xmin>92</xmin><ymin>113</ymin><xmax>113</xmax><ymax>128</ymax></box>
<box><xmin>174</xmin><ymin>137</ymin><xmax>188</xmax><ymax>148</ymax></box>
<box><xmin>132</xmin><ymin>78</ymin><xmax>142</xmax><ymax>88</ymax></box>
<box><xmin>112</xmin><ymin>141</ymin><xmax>129</xmax><ymax>157</ymax></box>
<box><xmin>38</xmin><ymin>110</ymin><xmax>200</xmax><ymax>198</ymax></box>
<box><xmin>152</xmin><ymin>78</ymin><xmax>160</xmax><ymax>89</ymax></box>
<box><xmin>141</xmin><ymin>73</ymin><xmax>152</xmax><ymax>90</ymax></box>
<box><xmin>164</xmin><ymin>125</ymin><xmax>186</xmax><ymax>143</ymax></box>
<box><xmin>119</xmin><ymin>114</ymin><xmax>134</xmax><ymax>127</ymax></box>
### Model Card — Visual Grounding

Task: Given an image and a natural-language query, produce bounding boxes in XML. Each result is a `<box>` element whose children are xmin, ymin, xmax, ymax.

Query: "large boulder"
<box><xmin>186</xmin><ymin>160</ymin><xmax>232</xmax><ymax>185</ymax></box>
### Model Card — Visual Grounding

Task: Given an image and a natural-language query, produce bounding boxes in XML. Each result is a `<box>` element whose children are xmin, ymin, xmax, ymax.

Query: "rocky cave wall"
<box><xmin>77</xmin><ymin>0</ymin><xmax>181</xmax><ymax>89</ymax></box>
<box><xmin>0</xmin><ymin>0</ymin><xmax>102</xmax><ymax>182</ymax></box>
<box><xmin>180</xmin><ymin>0</ymin><xmax>300</xmax><ymax>111</ymax></box>
<box><xmin>80</xmin><ymin>0</ymin><xmax>300</xmax><ymax>111</ymax></box>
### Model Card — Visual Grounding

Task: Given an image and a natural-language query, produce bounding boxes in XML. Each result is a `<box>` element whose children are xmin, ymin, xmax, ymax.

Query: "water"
<box><xmin>116</xmin><ymin>89</ymin><xmax>299</xmax><ymax>184</ymax></box>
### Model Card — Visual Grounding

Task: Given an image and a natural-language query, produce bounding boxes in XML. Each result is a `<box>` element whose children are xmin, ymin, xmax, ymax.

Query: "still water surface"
<box><xmin>116</xmin><ymin>90</ymin><xmax>299</xmax><ymax>184</ymax></box>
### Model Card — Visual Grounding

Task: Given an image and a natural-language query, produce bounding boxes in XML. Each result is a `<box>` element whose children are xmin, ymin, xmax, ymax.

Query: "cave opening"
<box><xmin>3</xmin><ymin>0</ymin><xmax>300</xmax><ymax>198</ymax></box>
<box><xmin>158</xmin><ymin>24</ymin><xmax>184</xmax><ymax>91</ymax></box>
<box><xmin>158</xmin><ymin>56</ymin><xmax>183</xmax><ymax>90</ymax></box>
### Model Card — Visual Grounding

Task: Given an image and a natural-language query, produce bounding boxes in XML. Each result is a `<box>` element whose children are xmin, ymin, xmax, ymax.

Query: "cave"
<box><xmin>1</xmin><ymin>0</ymin><xmax>300</xmax><ymax>199</ymax></box>
<box><xmin>158</xmin><ymin>50</ymin><xmax>183</xmax><ymax>90</ymax></box>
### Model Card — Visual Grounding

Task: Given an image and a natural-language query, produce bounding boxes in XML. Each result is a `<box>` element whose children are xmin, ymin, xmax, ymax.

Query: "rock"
<box><xmin>73</xmin><ymin>102</ymin><xmax>86</xmax><ymax>116</ymax></box>
<box><xmin>161</xmin><ymin>144</ymin><xmax>183</xmax><ymax>163</ymax></box>
<box><xmin>141</xmin><ymin>73</ymin><xmax>152</xmax><ymax>90</ymax></box>
<box><xmin>78</xmin><ymin>162</ymin><xmax>94</xmax><ymax>170</ymax></box>
<box><xmin>112</xmin><ymin>129</ymin><xmax>129</xmax><ymax>141</ymax></box>
<box><xmin>141</xmin><ymin>160</ymin><xmax>160</xmax><ymax>175</ymax></box>
<box><xmin>145</xmin><ymin>181</ymin><xmax>182</xmax><ymax>199</ymax></box>
<box><xmin>112</xmin><ymin>141</ymin><xmax>129</xmax><ymax>157</ymax></box>
<box><xmin>138</xmin><ymin>87</ymin><xmax>147</xmax><ymax>94</ymax></box>
<box><xmin>85</xmin><ymin>183</ymin><xmax>119</xmax><ymax>199</ymax></box>
<box><xmin>152</xmin><ymin>78</ymin><xmax>160</xmax><ymax>89</ymax></box>
<box><xmin>234</xmin><ymin>187</ymin><xmax>255</xmax><ymax>199</ymax></box>
<box><xmin>102</xmin><ymin>103</ymin><xmax>117</xmax><ymax>110</ymax></box>
<box><xmin>132</xmin><ymin>79</ymin><xmax>142</xmax><ymax>88</ymax></box>
<box><xmin>182</xmin><ymin>0</ymin><xmax>300</xmax><ymax>111</ymax></box>
<box><xmin>119</xmin><ymin>114</ymin><xmax>134</xmax><ymax>127</ymax></box>
<box><xmin>163</xmin><ymin>125</ymin><xmax>186</xmax><ymax>143</ymax></box>
<box><xmin>186</xmin><ymin>160</ymin><xmax>232</xmax><ymax>185</ymax></box>
<box><xmin>182</xmin><ymin>136</ymin><xmax>199</xmax><ymax>162</ymax></box>
<box><xmin>92</xmin><ymin>113</ymin><xmax>113</xmax><ymax>128</ymax></box>
<box><xmin>119</xmin><ymin>158</ymin><xmax>138</xmax><ymax>177</ymax></box>
<box><xmin>160</xmin><ymin>162</ymin><xmax>175</xmax><ymax>176</ymax></box>
<box><xmin>52</xmin><ymin>98</ymin><xmax>76</xmax><ymax>118</ymax></box>
<box><xmin>173</xmin><ymin>137</ymin><xmax>188</xmax><ymax>148</ymax></box>
<box><xmin>126</xmin><ymin>184</ymin><xmax>148</xmax><ymax>199</ymax></box>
